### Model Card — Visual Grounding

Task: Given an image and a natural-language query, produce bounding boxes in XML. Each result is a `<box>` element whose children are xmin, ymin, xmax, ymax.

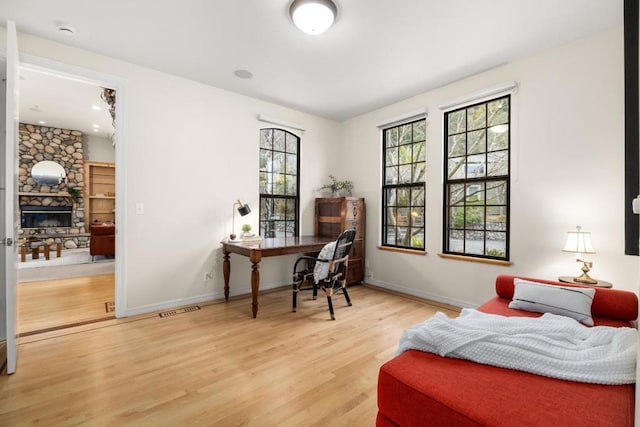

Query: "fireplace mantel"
<box><xmin>19</xmin><ymin>191</ymin><xmax>73</xmax><ymax>197</ymax></box>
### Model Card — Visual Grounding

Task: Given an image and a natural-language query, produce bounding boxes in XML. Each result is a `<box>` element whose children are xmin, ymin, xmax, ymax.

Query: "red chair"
<box><xmin>90</xmin><ymin>223</ymin><xmax>115</xmax><ymax>261</ymax></box>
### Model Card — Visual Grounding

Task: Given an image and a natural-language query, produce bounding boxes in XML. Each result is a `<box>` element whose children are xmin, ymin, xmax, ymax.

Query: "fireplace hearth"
<box><xmin>21</xmin><ymin>205</ymin><xmax>73</xmax><ymax>229</ymax></box>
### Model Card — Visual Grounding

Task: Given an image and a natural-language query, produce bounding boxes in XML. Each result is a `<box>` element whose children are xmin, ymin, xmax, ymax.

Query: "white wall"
<box><xmin>1</xmin><ymin>24</ymin><xmax>635</xmax><ymax>316</ymax></box>
<box><xmin>85</xmin><ymin>134</ymin><xmax>115</xmax><ymax>163</ymax></box>
<box><xmin>1</xmin><ymin>29</ymin><xmax>341</xmax><ymax>314</ymax></box>
<box><xmin>342</xmin><ymin>26</ymin><xmax>637</xmax><ymax>306</ymax></box>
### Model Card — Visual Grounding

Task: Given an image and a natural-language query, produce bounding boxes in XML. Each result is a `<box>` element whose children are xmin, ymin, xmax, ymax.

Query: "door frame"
<box><xmin>2</xmin><ymin>50</ymin><xmax>129</xmax><ymax>319</ymax></box>
<box><xmin>3</xmin><ymin>21</ymin><xmax>19</xmax><ymax>374</ymax></box>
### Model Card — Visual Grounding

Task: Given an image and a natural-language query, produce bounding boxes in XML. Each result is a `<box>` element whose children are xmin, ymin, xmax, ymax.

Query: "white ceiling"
<box><xmin>18</xmin><ymin>69</ymin><xmax>115</xmax><ymax>139</ymax></box>
<box><xmin>1</xmin><ymin>0</ymin><xmax>622</xmax><ymax>123</ymax></box>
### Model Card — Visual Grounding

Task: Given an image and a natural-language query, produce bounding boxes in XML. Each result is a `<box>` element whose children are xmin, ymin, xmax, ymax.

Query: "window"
<box><xmin>443</xmin><ymin>95</ymin><xmax>510</xmax><ymax>260</ymax></box>
<box><xmin>259</xmin><ymin>128</ymin><xmax>300</xmax><ymax>237</ymax></box>
<box><xmin>382</xmin><ymin>119</ymin><xmax>426</xmax><ymax>250</ymax></box>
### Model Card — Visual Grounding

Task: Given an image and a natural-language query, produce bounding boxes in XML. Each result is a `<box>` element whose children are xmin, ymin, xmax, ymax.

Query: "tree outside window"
<box><xmin>443</xmin><ymin>95</ymin><xmax>510</xmax><ymax>260</ymax></box>
<box><xmin>382</xmin><ymin>119</ymin><xmax>426</xmax><ymax>250</ymax></box>
<box><xmin>259</xmin><ymin>128</ymin><xmax>299</xmax><ymax>237</ymax></box>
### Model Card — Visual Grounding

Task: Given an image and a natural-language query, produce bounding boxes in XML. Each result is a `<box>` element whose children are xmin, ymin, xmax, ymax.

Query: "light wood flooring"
<box><xmin>17</xmin><ymin>273</ymin><xmax>116</xmax><ymax>335</ymax></box>
<box><xmin>1</xmin><ymin>285</ymin><xmax>460</xmax><ymax>426</ymax></box>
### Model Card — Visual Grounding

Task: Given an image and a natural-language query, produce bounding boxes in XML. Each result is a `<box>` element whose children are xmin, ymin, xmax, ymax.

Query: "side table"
<box><xmin>21</xmin><ymin>241</ymin><xmax>62</xmax><ymax>262</ymax></box>
<box><xmin>558</xmin><ymin>276</ymin><xmax>612</xmax><ymax>288</ymax></box>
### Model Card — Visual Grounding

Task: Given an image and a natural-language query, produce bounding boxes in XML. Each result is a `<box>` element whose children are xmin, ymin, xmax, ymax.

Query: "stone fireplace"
<box><xmin>18</xmin><ymin>123</ymin><xmax>87</xmax><ymax>248</ymax></box>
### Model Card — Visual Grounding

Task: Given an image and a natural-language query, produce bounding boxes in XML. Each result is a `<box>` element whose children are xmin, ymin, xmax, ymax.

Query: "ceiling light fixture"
<box><xmin>289</xmin><ymin>0</ymin><xmax>337</xmax><ymax>35</ymax></box>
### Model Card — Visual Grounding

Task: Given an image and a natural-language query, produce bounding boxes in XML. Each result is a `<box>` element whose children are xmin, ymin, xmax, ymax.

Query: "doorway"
<box><xmin>13</xmin><ymin>57</ymin><xmax>126</xmax><ymax>335</ymax></box>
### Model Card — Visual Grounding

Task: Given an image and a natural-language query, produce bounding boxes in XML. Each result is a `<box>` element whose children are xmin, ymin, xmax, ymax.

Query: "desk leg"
<box><xmin>250</xmin><ymin>260</ymin><xmax>260</xmax><ymax>319</ymax></box>
<box><xmin>223</xmin><ymin>250</ymin><xmax>230</xmax><ymax>301</ymax></box>
<box><xmin>21</xmin><ymin>245</ymin><xmax>26</xmax><ymax>263</ymax></box>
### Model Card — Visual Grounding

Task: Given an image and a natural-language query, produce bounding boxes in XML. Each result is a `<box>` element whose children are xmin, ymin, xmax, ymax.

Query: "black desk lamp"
<box><xmin>230</xmin><ymin>199</ymin><xmax>251</xmax><ymax>240</ymax></box>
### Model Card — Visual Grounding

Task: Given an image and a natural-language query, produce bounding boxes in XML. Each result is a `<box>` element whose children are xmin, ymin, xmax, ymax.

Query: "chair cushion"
<box><xmin>313</xmin><ymin>241</ymin><xmax>336</xmax><ymax>283</ymax></box>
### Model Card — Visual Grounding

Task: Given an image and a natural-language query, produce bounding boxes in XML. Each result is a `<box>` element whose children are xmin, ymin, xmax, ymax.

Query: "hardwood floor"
<box><xmin>17</xmin><ymin>274</ymin><xmax>116</xmax><ymax>335</ymax></box>
<box><xmin>0</xmin><ymin>285</ymin><xmax>459</xmax><ymax>426</ymax></box>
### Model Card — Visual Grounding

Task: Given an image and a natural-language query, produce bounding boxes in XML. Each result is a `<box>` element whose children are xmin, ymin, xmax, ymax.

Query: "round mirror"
<box><xmin>31</xmin><ymin>160</ymin><xmax>66</xmax><ymax>186</ymax></box>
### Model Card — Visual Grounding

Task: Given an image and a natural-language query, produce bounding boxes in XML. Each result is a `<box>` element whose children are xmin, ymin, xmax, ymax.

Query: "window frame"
<box><xmin>258</xmin><ymin>128</ymin><xmax>300</xmax><ymax>238</ymax></box>
<box><xmin>381</xmin><ymin>118</ymin><xmax>427</xmax><ymax>251</ymax></box>
<box><xmin>442</xmin><ymin>95</ymin><xmax>511</xmax><ymax>261</ymax></box>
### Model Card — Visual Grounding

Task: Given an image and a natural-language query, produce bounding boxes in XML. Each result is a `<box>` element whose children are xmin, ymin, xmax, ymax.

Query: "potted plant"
<box><xmin>67</xmin><ymin>187</ymin><xmax>81</xmax><ymax>203</ymax></box>
<box><xmin>321</xmin><ymin>175</ymin><xmax>354</xmax><ymax>196</ymax></box>
<box><xmin>241</xmin><ymin>223</ymin><xmax>252</xmax><ymax>238</ymax></box>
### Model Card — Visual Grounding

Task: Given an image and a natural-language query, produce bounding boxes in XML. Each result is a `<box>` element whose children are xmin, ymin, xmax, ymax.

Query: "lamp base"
<box><xmin>572</xmin><ymin>259</ymin><xmax>597</xmax><ymax>284</ymax></box>
<box><xmin>572</xmin><ymin>273</ymin><xmax>597</xmax><ymax>285</ymax></box>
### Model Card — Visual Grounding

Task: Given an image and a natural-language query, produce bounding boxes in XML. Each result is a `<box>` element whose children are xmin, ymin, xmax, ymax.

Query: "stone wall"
<box><xmin>18</xmin><ymin>123</ymin><xmax>87</xmax><ymax>248</ymax></box>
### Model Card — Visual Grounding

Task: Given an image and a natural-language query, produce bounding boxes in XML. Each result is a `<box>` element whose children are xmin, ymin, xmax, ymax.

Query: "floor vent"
<box><xmin>158</xmin><ymin>305</ymin><xmax>201</xmax><ymax>318</ymax></box>
<box><xmin>105</xmin><ymin>301</ymin><xmax>115</xmax><ymax>313</ymax></box>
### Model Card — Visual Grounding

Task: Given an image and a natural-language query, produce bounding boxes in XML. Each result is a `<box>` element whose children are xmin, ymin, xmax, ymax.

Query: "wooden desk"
<box><xmin>222</xmin><ymin>236</ymin><xmax>334</xmax><ymax>318</ymax></box>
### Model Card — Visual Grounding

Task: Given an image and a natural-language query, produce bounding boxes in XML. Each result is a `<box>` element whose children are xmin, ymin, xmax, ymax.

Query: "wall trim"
<box><xmin>439</xmin><ymin>80</ymin><xmax>518</xmax><ymax>111</ymax></box>
<box><xmin>366</xmin><ymin>278</ymin><xmax>478</xmax><ymax>309</ymax></box>
<box><xmin>257</xmin><ymin>114</ymin><xmax>306</xmax><ymax>132</ymax></box>
<box><xmin>125</xmin><ymin>279</ymin><xmax>289</xmax><ymax>317</ymax></box>
<box><xmin>376</xmin><ymin>109</ymin><xmax>428</xmax><ymax>129</ymax></box>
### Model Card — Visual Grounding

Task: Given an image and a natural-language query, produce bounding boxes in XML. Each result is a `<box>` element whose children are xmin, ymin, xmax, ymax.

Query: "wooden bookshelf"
<box><xmin>84</xmin><ymin>161</ymin><xmax>115</xmax><ymax>224</ymax></box>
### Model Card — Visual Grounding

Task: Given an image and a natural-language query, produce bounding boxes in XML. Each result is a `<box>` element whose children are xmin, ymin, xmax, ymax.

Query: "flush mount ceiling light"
<box><xmin>289</xmin><ymin>0</ymin><xmax>337</xmax><ymax>35</ymax></box>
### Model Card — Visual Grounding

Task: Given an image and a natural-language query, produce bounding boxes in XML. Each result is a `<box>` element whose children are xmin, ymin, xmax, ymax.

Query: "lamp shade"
<box><xmin>290</xmin><ymin>0</ymin><xmax>337</xmax><ymax>35</ymax></box>
<box><xmin>562</xmin><ymin>226</ymin><xmax>595</xmax><ymax>254</ymax></box>
<box><xmin>237</xmin><ymin>203</ymin><xmax>251</xmax><ymax>216</ymax></box>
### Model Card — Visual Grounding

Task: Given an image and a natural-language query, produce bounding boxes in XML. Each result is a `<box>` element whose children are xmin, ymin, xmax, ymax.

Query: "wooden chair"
<box><xmin>292</xmin><ymin>229</ymin><xmax>356</xmax><ymax>320</ymax></box>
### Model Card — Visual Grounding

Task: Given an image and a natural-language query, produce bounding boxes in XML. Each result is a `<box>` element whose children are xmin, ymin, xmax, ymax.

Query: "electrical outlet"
<box><xmin>204</xmin><ymin>272</ymin><xmax>212</xmax><ymax>280</ymax></box>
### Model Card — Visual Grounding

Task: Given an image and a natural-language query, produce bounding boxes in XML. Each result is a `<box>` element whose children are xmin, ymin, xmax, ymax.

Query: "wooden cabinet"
<box><xmin>315</xmin><ymin>197</ymin><xmax>365</xmax><ymax>285</ymax></box>
<box><xmin>84</xmin><ymin>161</ymin><xmax>115</xmax><ymax>225</ymax></box>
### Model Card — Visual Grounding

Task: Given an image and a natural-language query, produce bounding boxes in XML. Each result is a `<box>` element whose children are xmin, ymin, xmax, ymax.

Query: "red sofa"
<box><xmin>377</xmin><ymin>274</ymin><xmax>638</xmax><ymax>427</ymax></box>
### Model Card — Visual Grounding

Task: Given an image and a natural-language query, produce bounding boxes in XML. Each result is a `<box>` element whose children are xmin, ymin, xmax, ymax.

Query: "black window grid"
<box><xmin>442</xmin><ymin>95</ymin><xmax>511</xmax><ymax>260</ymax></box>
<box><xmin>382</xmin><ymin>119</ymin><xmax>426</xmax><ymax>250</ymax></box>
<box><xmin>259</xmin><ymin>128</ymin><xmax>300</xmax><ymax>238</ymax></box>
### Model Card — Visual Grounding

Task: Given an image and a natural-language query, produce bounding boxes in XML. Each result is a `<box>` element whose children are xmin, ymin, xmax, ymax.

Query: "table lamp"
<box><xmin>562</xmin><ymin>225</ymin><xmax>597</xmax><ymax>284</ymax></box>
<box><xmin>230</xmin><ymin>199</ymin><xmax>251</xmax><ymax>240</ymax></box>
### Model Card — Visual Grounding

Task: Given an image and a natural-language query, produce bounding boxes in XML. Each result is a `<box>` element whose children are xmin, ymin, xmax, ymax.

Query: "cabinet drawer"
<box><xmin>349</xmin><ymin>240</ymin><xmax>363</xmax><ymax>259</ymax></box>
<box><xmin>346</xmin><ymin>200</ymin><xmax>363</xmax><ymax>220</ymax></box>
<box><xmin>345</xmin><ymin>220</ymin><xmax>364</xmax><ymax>238</ymax></box>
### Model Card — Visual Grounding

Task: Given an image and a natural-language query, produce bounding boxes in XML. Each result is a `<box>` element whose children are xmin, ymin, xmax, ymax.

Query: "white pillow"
<box><xmin>313</xmin><ymin>241</ymin><xmax>336</xmax><ymax>283</ymax></box>
<box><xmin>508</xmin><ymin>279</ymin><xmax>596</xmax><ymax>326</ymax></box>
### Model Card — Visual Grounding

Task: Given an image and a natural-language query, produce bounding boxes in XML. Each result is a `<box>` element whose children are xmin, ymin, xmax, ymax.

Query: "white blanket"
<box><xmin>396</xmin><ymin>308</ymin><xmax>638</xmax><ymax>385</ymax></box>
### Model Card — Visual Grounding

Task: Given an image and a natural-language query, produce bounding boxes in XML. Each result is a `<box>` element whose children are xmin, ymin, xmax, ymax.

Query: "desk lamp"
<box><xmin>562</xmin><ymin>225</ymin><xmax>597</xmax><ymax>284</ymax></box>
<box><xmin>230</xmin><ymin>200</ymin><xmax>251</xmax><ymax>240</ymax></box>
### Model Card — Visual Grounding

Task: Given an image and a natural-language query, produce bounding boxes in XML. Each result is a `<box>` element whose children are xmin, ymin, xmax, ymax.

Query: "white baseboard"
<box><xmin>366</xmin><ymin>278</ymin><xmax>478</xmax><ymax>309</ymax></box>
<box><xmin>125</xmin><ymin>279</ymin><xmax>474</xmax><ymax>318</ymax></box>
<box><xmin>125</xmin><ymin>280</ymin><xmax>290</xmax><ymax>317</ymax></box>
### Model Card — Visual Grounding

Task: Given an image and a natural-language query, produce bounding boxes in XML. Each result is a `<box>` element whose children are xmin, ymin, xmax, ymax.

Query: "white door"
<box><xmin>2</xmin><ymin>21</ymin><xmax>20</xmax><ymax>374</ymax></box>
